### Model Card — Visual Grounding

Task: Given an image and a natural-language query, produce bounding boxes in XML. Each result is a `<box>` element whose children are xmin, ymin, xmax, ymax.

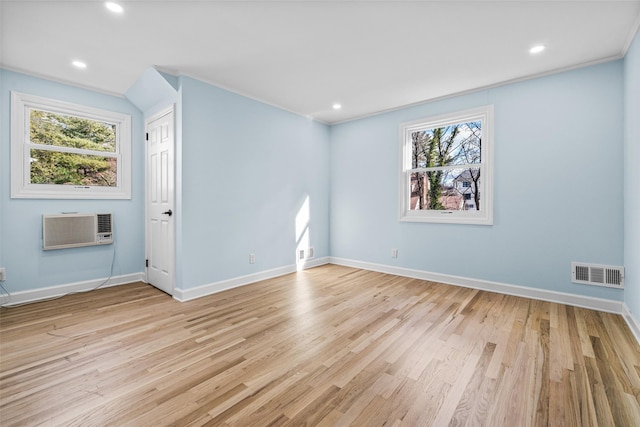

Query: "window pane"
<box><xmin>30</xmin><ymin>109</ymin><xmax>116</xmax><ymax>153</ymax></box>
<box><xmin>411</xmin><ymin>121</ymin><xmax>481</xmax><ymax>168</ymax></box>
<box><xmin>30</xmin><ymin>149</ymin><xmax>117</xmax><ymax>187</ymax></box>
<box><xmin>409</xmin><ymin>168</ymin><xmax>481</xmax><ymax>211</ymax></box>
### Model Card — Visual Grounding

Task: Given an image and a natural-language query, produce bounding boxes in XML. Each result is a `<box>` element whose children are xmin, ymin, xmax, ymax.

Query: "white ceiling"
<box><xmin>2</xmin><ymin>1</ymin><xmax>639</xmax><ymax>123</ymax></box>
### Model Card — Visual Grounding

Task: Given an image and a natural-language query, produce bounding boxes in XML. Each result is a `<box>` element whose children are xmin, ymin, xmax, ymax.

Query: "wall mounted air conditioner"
<box><xmin>43</xmin><ymin>213</ymin><xmax>113</xmax><ymax>250</ymax></box>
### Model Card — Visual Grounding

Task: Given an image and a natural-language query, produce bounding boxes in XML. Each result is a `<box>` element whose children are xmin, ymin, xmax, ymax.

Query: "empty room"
<box><xmin>1</xmin><ymin>1</ymin><xmax>639</xmax><ymax>426</ymax></box>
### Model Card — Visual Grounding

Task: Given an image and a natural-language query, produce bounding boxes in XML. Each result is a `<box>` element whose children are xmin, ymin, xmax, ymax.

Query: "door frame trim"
<box><xmin>144</xmin><ymin>105</ymin><xmax>176</xmax><ymax>294</ymax></box>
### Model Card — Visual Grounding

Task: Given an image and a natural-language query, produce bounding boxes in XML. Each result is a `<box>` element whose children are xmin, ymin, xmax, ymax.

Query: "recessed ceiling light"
<box><xmin>332</xmin><ymin>103</ymin><xmax>342</xmax><ymax>110</ymax></box>
<box><xmin>105</xmin><ymin>2</ymin><xmax>124</xmax><ymax>13</ymax></box>
<box><xmin>529</xmin><ymin>45</ymin><xmax>546</xmax><ymax>54</ymax></box>
<box><xmin>72</xmin><ymin>60</ymin><xmax>87</xmax><ymax>69</ymax></box>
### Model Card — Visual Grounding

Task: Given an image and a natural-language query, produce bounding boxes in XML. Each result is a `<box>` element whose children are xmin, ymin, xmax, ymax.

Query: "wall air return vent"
<box><xmin>571</xmin><ymin>262</ymin><xmax>624</xmax><ymax>289</ymax></box>
<box><xmin>43</xmin><ymin>213</ymin><xmax>113</xmax><ymax>250</ymax></box>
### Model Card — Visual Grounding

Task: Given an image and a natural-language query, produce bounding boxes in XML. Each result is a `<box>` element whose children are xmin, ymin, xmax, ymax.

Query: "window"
<box><xmin>11</xmin><ymin>92</ymin><xmax>131</xmax><ymax>199</ymax></box>
<box><xmin>399</xmin><ymin>105</ymin><xmax>493</xmax><ymax>224</ymax></box>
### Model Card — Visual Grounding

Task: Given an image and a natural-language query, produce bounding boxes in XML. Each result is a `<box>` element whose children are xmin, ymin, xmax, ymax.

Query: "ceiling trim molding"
<box><xmin>330</xmin><ymin>54</ymin><xmax>625</xmax><ymax>126</ymax></box>
<box><xmin>622</xmin><ymin>11</ymin><xmax>640</xmax><ymax>55</ymax></box>
<box><xmin>0</xmin><ymin>65</ymin><xmax>126</xmax><ymax>99</ymax></box>
<box><xmin>173</xmin><ymin>71</ymin><xmax>330</xmax><ymax>126</ymax></box>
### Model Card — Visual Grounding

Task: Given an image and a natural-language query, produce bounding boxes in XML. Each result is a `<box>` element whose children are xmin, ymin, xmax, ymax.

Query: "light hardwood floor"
<box><xmin>1</xmin><ymin>265</ymin><xmax>639</xmax><ymax>426</ymax></box>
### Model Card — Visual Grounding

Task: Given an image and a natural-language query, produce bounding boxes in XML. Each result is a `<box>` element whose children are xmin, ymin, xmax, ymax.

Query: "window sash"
<box><xmin>26</xmin><ymin>143</ymin><xmax>120</xmax><ymax>158</ymax></box>
<box><xmin>403</xmin><ymin>167</ymin><xmax>484</xmax><ymax>210</ymax></box>
<box><xmin>406</xmin><ymin>163</ymin><xmax>481</xmax><ymax>174</ymax></box>
<box><xmin>29</xmin><ymin>108</ymin><xmax>118</xmax><ymax>153</ymax></box>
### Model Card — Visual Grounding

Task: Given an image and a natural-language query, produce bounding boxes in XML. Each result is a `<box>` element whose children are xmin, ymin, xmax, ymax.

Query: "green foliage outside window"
<box><xmin>29</xmin><ymin>110</ymin><xmax>117</xmax><ymax>186</ymax></box>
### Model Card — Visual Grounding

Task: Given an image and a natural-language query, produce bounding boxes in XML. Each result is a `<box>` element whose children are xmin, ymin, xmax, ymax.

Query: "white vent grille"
<box><xmin>571</xmin><ymin>262</ymin><xmax>624</xmax><ymax>289</ymax></box>
<box><xmin>97</xmin><ymin>213</ymin><xmax>112</xmax><ymax>234</ymax></box>
<box><xmin>43</xmin><ymin>213</ymin><xmax>113</xmax><ymax>250</ymax></box>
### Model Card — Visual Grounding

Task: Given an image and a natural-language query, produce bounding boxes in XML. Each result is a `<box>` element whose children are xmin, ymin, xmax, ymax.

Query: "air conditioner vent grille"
<box><xmin>97</xmin><ymin>213</ymin><xmax>112</xmax><ymax>234</ymax></box>
<box><xmin>575</xmin><ymin>265</ymin><xmax>589</xmax><ymax>282</ymax></box>
<box><xmin>571</xmin><ymin>262</ymin><xmax>624</xmax><ymax>289</ymax></box>
<box><xmin>590</xmin><ymin>268</ymin><xmax>604</xmax><ymax>284</ymax></box>
<box><xmin>607</xmin><ymin>268</ymin><xmax>622</xmax><ymax>286</ymax></box>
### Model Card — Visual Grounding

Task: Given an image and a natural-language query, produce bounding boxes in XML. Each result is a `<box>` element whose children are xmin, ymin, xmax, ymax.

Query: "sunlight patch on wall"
<box><xmin>296</xmin><ymin>196</ymin><xmax>310</xmax><ymax>271</ymax></box>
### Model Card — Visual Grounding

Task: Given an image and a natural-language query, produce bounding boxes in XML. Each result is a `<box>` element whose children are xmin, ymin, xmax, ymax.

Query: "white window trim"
<box><xmin>11</xmin><ymin>91</ymin><xmax>132</xmax><ymax>199</ymax></box>
<box><xmin>398</xmin><ymin>105</ymin><xmax>494</xmax><ymax>225</ymax></box>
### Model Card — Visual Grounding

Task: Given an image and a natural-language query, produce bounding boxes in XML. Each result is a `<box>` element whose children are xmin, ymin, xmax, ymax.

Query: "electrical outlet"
<box><xmin>299</xmin><ymin>249</ymin><xmax>305</xmax><ymax>260</ymax></box>
<box><xmin>249</xmin><ymin>253</ymin><xmax>255</xmax><ymax>264</ymax></box>
<box><xmin>0</xmin><ymin>268</ymin><xmax>6</xmax><ymax>281</ymax></box>
<box><xmin>391</xmin><ymin>248</ymin><xmax>398</xmax><ymax>258</ymax></box>
<box><xmin>308</xmin><ymin>247</ymin><xmax>314</xmax><ymax>259</ymax></box>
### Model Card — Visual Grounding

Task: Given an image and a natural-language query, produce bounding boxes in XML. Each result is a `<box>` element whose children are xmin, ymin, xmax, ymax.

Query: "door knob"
<box><xmin>162</xmin><ymin>209</ymin><xmax>173</xmax><ymax>216</ymax></box>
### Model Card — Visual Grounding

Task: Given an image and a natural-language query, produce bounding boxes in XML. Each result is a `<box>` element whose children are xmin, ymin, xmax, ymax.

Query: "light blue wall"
<box><xmin>125</xmin><ymin>67</ymin><xmax>178</xmax><ymax>119</ymax></box>
<box><xmin>330</xmin><ymin>61</ymin><xmax>625</xmax><ymax>301</ymax></box>
<box><xmin>624</xmin><ymin>32</ymin><xmax>640</xmax><ymax>318</ymax></box>
<box><xmin>0</xmin><ymin>69</ymin><xmax>145</xmax><ymax>292</ymax></box>
<box><xmin>176</xmin><ymin>76</ymin><xmax>330</xmax><ymax>290</ymax></box>
<box><xmin>0</xmin><ymin>54</ymin><xmax>632</xmax><ymax>306</ymax></box>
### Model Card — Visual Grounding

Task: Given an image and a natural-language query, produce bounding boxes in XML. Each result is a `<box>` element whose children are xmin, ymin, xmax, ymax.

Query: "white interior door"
<box><xmin>145</xmin><ymin>107</ymin><xmax>175</xmax><ymax>295</ymax></box>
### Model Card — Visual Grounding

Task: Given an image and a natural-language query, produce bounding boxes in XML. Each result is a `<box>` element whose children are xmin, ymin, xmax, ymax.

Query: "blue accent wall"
<box><xmin>176</xmin><ymin>76</ymin><xmax>331</xmax><ymax>290</ymax></box>
<box><xmin>330</xmin><ymin>61</ymin><xmax>625</xmax><ymax>301</ymax></box>
<box><xmin>624</xmin><ymin>31</ymin><xmax>640</xmax><ymax>318</ymax></box>
<box><xmin>0</xmin><ymin>69</ymin><xmax>145</xmax><ymax>292</ymax></box>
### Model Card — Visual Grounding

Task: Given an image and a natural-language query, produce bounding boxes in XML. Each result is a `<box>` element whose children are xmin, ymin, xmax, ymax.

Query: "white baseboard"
<box><xmin>0</xmin><ymin>272</ymin><xmax>146</xmax><ymax>307</ymax></box>
<box><xmin>622</xmin><ymin>303</ymin><xmax>640</xmax><ymax>345</ymax></box>
<box><xmin>296</xmin><ymin>256</ymin><xmax>330</xmax><ymax>271</ymax></box>
<box><xmin>329</xmin><ymin>257</ymin><xmax>626</xmax><ymax>315</ymax></box>
<box><xmin>173</xmin><ymin>257</ymin><xmax>330</xmax><ymax>302</ymax></box>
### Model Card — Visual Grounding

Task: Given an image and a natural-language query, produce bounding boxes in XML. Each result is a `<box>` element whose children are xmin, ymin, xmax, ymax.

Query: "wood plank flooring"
<box><xmin>1</xmin><ymin>264</ymin><xmax>639</xmax><ymax>426</ymax></box>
